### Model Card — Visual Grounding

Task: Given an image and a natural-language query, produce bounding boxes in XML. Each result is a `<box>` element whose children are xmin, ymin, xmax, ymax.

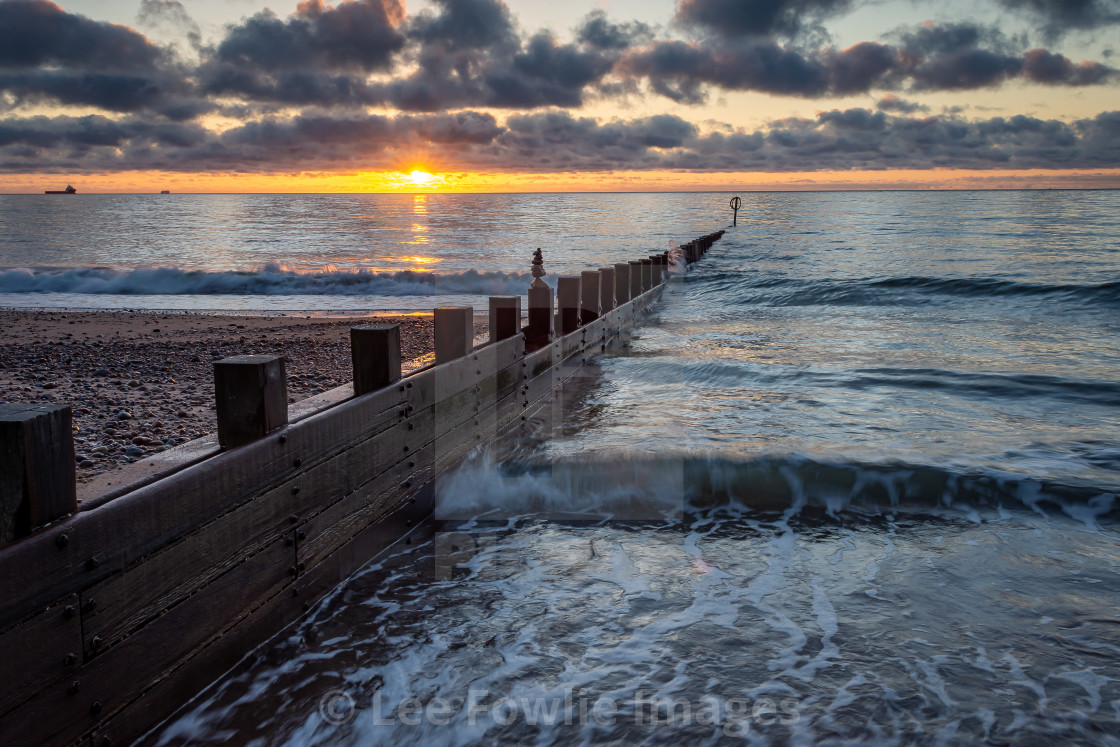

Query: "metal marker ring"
<box><xmin>730</xmin><ymin>196</ymin><xmax>742</xmax><ymax>210</ymax></box>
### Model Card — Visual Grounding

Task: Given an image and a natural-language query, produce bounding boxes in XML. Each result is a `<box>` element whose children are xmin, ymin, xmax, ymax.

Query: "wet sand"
<box><xmin>0</xmin><ymin>310</ymin><xmax>484</xmax><ymax>483</ymax></box>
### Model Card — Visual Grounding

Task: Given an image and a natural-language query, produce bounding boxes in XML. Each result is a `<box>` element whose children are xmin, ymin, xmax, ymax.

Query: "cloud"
<box><xmin>577</xmin><ymin>10</ymin><xmax>654</xmax><ymax>50</ymax></box>
<box><xmin>196</xmin><ymin>0</ymin><xmax>410</xmax><ymax>108</ymax></box>
<box><xmin>211</xmin><ymin>0</ymin><xmax>405</xmax><ymax>72</ymax></box>
<box><xmin>199</xmin><ymin>0</ymin><xmax>621</xmax><ymax>111</ymax></box>
<box><xmin>136</xmin><ymin>0</ymin><xmax>201</xmax><ymax>49</ymax></box>
<box><xmin>876</xmin><ymin>94</ymin><xmax>928</xmax><ymax>113</ymax></box>
<box><xmin>0</xmin><ymin>0</ymin><xmax>1118</xmax><ymax>180</ymax></box>
<box><xmin>408</xmin><ymin>0</ymin><xmax>517</xmax><ymax>51</ymax></box>
<box><xmin>620</xmin><ymin>21</ymin><xmax>1114</xmax><ymax>101</ymax></box>
<box><xmin>4</xmin><ymin>108</ymin><xmax>1118</xmax><ymax>174</ymax></box>
<box><xmin>995</xmin><ymin>0</ymin><xmax>1120</xmax><ymax>41</ymax></box>
<box><xmin>1021</xmin><ymin>48</ymin><xmax>1114</xmax><ymax>84</ymax></box>
<box><xmin>383</xmin><ymin>0</ymin><xmax>625</xmax><ymax>111</ymax></box>
<box><xmin>0</xmin><ymin>0</ymin><xmax>205</xmax><ymax>118</ymax></box>
<box><xmin>0</xmin><ymin>0</ymin><xmax>163</xmax><ymax>70</ymax></box>
<box><xmin>675</xmin><ymin>0</ymin><xmax>855</xmax><ymax>38</ymax></box>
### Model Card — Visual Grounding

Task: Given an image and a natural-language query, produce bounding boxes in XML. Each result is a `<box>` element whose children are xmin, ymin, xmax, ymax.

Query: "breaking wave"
<box><xmin>699</xmin><ymin>274</ymin><xmax>1120</xmax><ymax>308</ymax></box>
<box><xmin>0</xmin><ymin>263</ymin><xmax>533</xmax><ymax>296</ymax></box>
<box><xmin>435</xmin><ymin>450</ymin><xmax>1119</xmax><ymax>525</ymax></box>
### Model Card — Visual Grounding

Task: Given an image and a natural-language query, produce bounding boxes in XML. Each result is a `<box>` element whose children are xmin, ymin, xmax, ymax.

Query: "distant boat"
<box><xmin>160</xmin><ymin>190</ymin><xmax>170</xmax><ymax>194</ymax></box>
<box><xmin>45</xmin><ymin>184</ymin><xmax>77</xmax><ymax>194</ymax></box>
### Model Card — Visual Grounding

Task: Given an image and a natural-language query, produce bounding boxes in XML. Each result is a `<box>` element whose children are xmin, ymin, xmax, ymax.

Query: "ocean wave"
<box><xmin>701</xmin><ymin>274</ymin><xmax>1120</xmax><ymax>307</ymax></box>
<box><xmin>0</xmin><ymin>263</ymin><xmax>533</xmax><ymax>296</ymax></box>
<box><xmin>436</xmin><ymin>451</ymin><xmax>1119</xmax><ymax>524</ymax></box>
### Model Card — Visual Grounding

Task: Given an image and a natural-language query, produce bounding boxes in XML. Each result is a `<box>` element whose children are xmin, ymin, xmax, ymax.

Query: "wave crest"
<box><xmin>702</xmin><ymin>274</ymin><xmax>1120</xmax><ymax>308</ymax></box>
<box><xmin>0</xmin><ymin>263</ymin><xmax>532</xmax><ymax>296</ymax></box>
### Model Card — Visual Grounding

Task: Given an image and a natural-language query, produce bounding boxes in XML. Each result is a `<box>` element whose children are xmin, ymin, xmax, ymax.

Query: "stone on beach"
<box><xmin>0</xmin><ymin>310</ymin><xmax>470</xmax><ymax>483</ymax></box>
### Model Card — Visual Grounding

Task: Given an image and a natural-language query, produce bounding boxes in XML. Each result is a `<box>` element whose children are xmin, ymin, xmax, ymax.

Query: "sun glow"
<box><xmin>408</xmin><ymin>170</ymin><xmax>437</xmax><ymax>186</ymax></box>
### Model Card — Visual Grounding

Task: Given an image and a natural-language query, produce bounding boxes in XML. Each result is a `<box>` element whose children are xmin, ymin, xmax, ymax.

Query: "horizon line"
<box><xmin>4</xmin><ymin>186</ymin><xmax>1119</xmax><ymax>196</ymax></box>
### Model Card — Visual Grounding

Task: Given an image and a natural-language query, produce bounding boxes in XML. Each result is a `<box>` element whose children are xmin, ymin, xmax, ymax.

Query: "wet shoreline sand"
<box><xmin>0</xmin><ymin>309</ymin><xmax>484</xmax><ymax>484</ymax></box>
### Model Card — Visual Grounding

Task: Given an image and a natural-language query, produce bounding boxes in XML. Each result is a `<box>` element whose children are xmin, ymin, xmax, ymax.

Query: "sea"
<box><xmin>2</xmin><ymin>191</ymin><xmax>1119</xmax><ymax>744</ymax></box>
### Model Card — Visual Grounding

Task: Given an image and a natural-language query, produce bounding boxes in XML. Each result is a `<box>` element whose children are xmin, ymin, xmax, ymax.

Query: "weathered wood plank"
<box><xmin>79</xmin><ymin>403</ymin><xmax>446</xmax><ymax>654</ymax></box>
<box><xmin>406</xmin><ymin>333</ymin><xmax>523</xmax><ymax>413</ymax></box>
<box><xmin>0</xmin><ymin>593</ymin><xmax>81</xmax><ymax>718</ymax></box>
<box><xmin>82</xmin><ymin>343</ymin><xmax>530</xmax><ymax>655</ymax></box>
<box><xmin>0</xmin><ymin>539</ymin><xmax>291</xmax><ymax>746</ymax></box>
<box><xmin>96</xmin><ymin>506</ymin><xmax>437</xmax><ymax>747</ymax></box>
<box><xmin>293</xmin><ymin>481</ymin><xmax>435</xmax><ymax>606</ymax></box>
<box><xmin>0</xmin><ymin>383</ymin><xmax>407</xmax><ymax>629</ymax></box>
<box><xmin>298</xmin><ymin>445</ymin><xmax>435</xmax><ymax>570</ymax></box>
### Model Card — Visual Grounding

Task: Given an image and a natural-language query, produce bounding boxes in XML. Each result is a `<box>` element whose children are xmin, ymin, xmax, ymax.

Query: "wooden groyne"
<box><xmin>0</xmin><ymin>231</ymin><xmax>724</xmax><ymax>744</ymax></box>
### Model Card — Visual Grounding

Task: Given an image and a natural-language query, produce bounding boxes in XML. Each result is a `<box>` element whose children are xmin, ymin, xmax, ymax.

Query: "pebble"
<box><xmin>0</xmin><ymin>311</ymin><xmax>438</xmax><ymax>484</ymax></box>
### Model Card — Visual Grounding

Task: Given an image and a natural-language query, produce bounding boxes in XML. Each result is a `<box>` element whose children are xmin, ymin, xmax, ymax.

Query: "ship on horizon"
<box><xmin>45</xmin><ymin>184</ymin><xmax>77</xmax><ymax>194</ymax></box>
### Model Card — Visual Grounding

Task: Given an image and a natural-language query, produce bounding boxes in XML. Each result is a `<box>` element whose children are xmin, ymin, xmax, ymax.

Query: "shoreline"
<box><xmin>0</xmin><ymin>309</ymin><xmax>485</xmax><ymax>483</ymax></box>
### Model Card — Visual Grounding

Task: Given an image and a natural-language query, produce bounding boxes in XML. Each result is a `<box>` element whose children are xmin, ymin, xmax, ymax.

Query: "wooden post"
<box><xmin>580</xmin><ymin>270</ymin><xmax>600</xmax><ymax>324</ymax></box>
<box><xmin>649</xmin><ymin>256</ymin><xmax>663</xmax><ymax>285</ymax></box>
<box><xmin>556</xmin><ymin>276</ymin><xmax>581</xmax><ymax>334</ymax></box>
<box><xmin>599</xmin><ymin>267</ymin><xmax>616</xmax><ymax>312</ymax></box>
<box><xmin>730</xmin><ymin>196</ymin><xmax>741</xmax><ymax>226</ymax></box>
<box><xmin>434</xmin><ymin>306</ymin><xmax>474</xmax><ymax>364</ymax></box>
<box><xmin>527</xmin><ymin>285</ymin><xmax>554</xmax><ymax>348</ymax></box>
<box><xmin>0</xmin><ymin>404</ymin><xmax>76</xmax><ymax>544</ymax></box>
<box><xmin>214</xmin><ymin>355</ymin><xmax>288</xmax><ymax>449</ymax></box>
<box><xmin>351</xmin><ymin>325</ymin><xmax>401</xmax><ymax>396</ymax></box>
<box><xmin>640</xmin><ymin>259</ymin><xmax>653</xmax><ymax>293</ymax></box>
<box><xmin>629</xmin><ymin>260</ymin><xmax>643</xmax><ymax>299</ymax></box>
<box><xmin>489</xmin><ymin>296</ymin><xmax>522</xmax><ymax>343</ymax></box>
<box><xmin>614</xmin><ymin>262</ymin><xmax>631</xmax><ymax>304</ymax></box>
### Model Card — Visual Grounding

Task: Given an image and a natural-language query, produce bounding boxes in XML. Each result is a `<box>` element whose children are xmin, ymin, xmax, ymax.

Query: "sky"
<box><xmin>0</xmin><ymin>0</ymin><xmax>1118</xmax><ymax>192</ymax></box>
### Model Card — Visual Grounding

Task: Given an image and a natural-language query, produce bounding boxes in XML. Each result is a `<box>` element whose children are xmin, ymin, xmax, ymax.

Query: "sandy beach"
<box><xmin>0</xmin><ymin>309</ymin><xmax>485</xmax><ymax>483</ymax></box>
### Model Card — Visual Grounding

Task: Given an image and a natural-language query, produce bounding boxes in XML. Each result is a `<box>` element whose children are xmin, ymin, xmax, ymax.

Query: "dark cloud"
<box><xmin>200</xmin><ymin>0</ymin><xmax>618</xmax><ymax>111</ymax></box>
<box><xmin>894</xmin><ymin>21</ymin><xmax>1016</xmax><ymax>57</ymax></box>
<box><xmin>0</xmin><ymin>0</ymin><xmax>204</xmax><ymax>118</ymax></box>
<box><xmin>408</xmin><ymin>0</ymin><xmax>517</xmax><ymax>52</ymax></box>
<box><xmin>0</xmin><ymin>0</ymin><xmax>163</xmax><ymax>70</ymax></box>
<box><xmin>892</xmin><ymin>22</ymin><xmax>1021</xmax><ymax>90</ymax></box>
<box><xmin>212</xmin><ymin>0</ymin><xmax>405</xmax><ymax>72</ymax></box>
<box><xmin>0</xmin><ymin>114</ymin><xmax>207</xmax><ymax>153</ymax></box>
<box><xmin>675</xmin><ymin>0</ymin><xmax>854</xmax><ymax>38</ymax></box>
<box><xmin>0</xmin><ymin>110</ymin><xmax>504</xmax><ymax>171</ymax></box>
<box><xmin>905</xmin><ymin>47</ymin><xmax>1023</xmax><ymax>90</ymax></box>
<box><xmin>621</xmin><ymin>21</ymin><xmax>1114</xmax><ymax>101</ymax></box>
<box><xmin>620</xmin><ymin>39</ymin><xmax>837</xmax><ymax>102</ymax></box>
<box><xmin>4</xmin><ymin>108</ymin><xmax>1118</xmax><ymax>174</ymax></box>
<box><xmin>996</xmin><ymin>0</ymin><xmax>1120</xmax><ymax>41</ymax></box>
<box><xmin>876</xmin><ymin>94</ymin><xmax>928</xmax><ymax>113</ymax></box>
<box><xmin>1021</xmin><ymin>48</ymin><xmax>1114</xmax><ymax>84</ymax></box>
<box><xmin>197</xmin><ymin>0</ymin><xmax>410</xmax><ymax>108</ymax></box>
<box><xmin>577</xmin><ymin>10</ymin><xmax>654</xmax><ymax>51</ymax></box>
<box><xmin>385</xmin><ymin>0</ymin><xmax>622</xmax><ymax>111</ymax></box>
<box><xmin>1</xmin><ymin>0</ymin><xmax>1118</xmax><ymax>179</ymax></box>
<box><xmin>0</xmin><ymin>71</ymin><xmax>165</xmax><ymax>113</ymax></box>
<box><xmin>486</xmin><ymin>31</ymin><xmax>615</xmax><ymax>107</ymax></box>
